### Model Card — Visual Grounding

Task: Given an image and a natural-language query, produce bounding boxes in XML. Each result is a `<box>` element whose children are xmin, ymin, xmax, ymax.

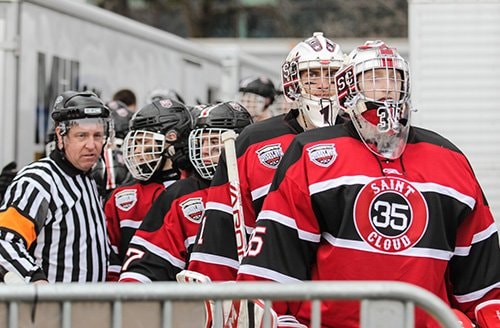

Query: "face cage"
<box><xmin>236</xmin><ymin>92</ymin><xmax>267</xmax><ymax>119</ymax></box>
<box><xmin>188</xmin><ymin>128</ymin><xmax>227</xmax><ymax>180</ymax></box>
<box><xmin>353</xmin><ymin>58</ymin><xmax>410</xmax><ymax>105</ymax></box>
<box><xmin>122</xmin><ymin>130</ymin><xmax>167</xmax><ymax>181</ymax></box>
<box><xmin>349</xmin><ymin>96</ymin><xmax>412</xmax><ymax>160</ymax></box>
<box><xmin>298</xmin><ymin>62</ymin><xmax>339</xmax><ymax>102</ymax></box>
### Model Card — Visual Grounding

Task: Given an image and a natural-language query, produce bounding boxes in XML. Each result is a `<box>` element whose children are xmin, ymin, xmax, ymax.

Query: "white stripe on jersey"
<box><xmin>322</xmin><ymin>232</ymin><xmax>454</xmax><ymax>260</ymax></box>
<box><xmin>130</xmin><ymin>235</ymin><xmax>185</xmax><ymax>269</ymax></box>
<box><xmin>251</xmin><ymin>183</ymin><xmax>271</xmax><ymax>201</ymax></box>
<box><xmin>238</xmin><ymin>264</ymin><xmax>301</xmax><ymax>283</ymax></box>
<box><xmin>257</xmin><ymin>210</ymin><xmax>321</xmax><ymax>243</ymax></box>
<box><xmin>454</xmin><ymin>222</ymin><xmax>499</xmax><ymax>256</ymax></box>
<box><xmin>309</xmin><ymin>175</ymin><xmax>476</xmax><ymax>209</ymax></box>
<box><xmin>454</xmin><ymin>281</ymin><xmax>500</xmax><ymax>303</ymax></box>
<box><xmin>189</xmin><ymin>252</ymin><xmax>240</xmax><ymax>270</ymax></box>
<box><xmin>205</xmin><ymin>201</ymin><xmax>232</xmax><ymax>214</ymax></box>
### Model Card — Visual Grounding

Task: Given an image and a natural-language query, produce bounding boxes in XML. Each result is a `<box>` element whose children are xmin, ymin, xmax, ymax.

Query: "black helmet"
<box><xmin>123</xmin><ymin>99</ymin><xmax>194</xmax><ymax>181</ymax></box>
<box><xmin>238</xmin><ymin>76</ymin><xmax>276</xmax><ymax>104</ymax></box>
<box><xmin>51</xmin><ymin>91</ymin><xmax>109</xmax><ymax>123</ymax></box>
<box><xmin>195</xmin><ymin>101</ymin><xmax>253</xmax><ymax>134</ymax></box>
<box><xmin>106</xmin><ymin>100</ymin><xmax>134</xmax><ymax>141</ymax></box>
<box><xmin>51</xmin><ymin>91</ymin><xmax>110</xmax><ymax>136</ymax></box>
<box><xmin>129</xmin><ymin>99</ymin><xmax>192</xmax><ymax>136</ymax></box>
<box><xmin>188</xmin><ymin>101</ymin><xmax>253</xmax><ymax>180</ymax></box>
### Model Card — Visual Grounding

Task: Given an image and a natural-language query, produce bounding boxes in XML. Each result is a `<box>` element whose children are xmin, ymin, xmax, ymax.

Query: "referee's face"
<box><xmin>61</xmin><ymin>121</ymin><xmax>106</xmax><ymax>172</ymax></box>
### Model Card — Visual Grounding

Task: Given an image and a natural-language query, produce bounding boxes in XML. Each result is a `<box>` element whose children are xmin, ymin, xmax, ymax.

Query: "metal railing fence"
<box><xmin>0</xmin><ymin>281</ymin><xmax>460</xmax><ymax>328</ymax></box>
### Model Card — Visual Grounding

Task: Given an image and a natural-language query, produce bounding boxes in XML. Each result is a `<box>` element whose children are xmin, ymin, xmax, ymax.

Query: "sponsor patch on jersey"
<box><xmin>354</xmin><ymin>177</ymin><xmax>428</xmax><ymax>253</ymax></box>
<box><xmin>180</xmin><ymin>197</ymin><xmax>205</xmax><ymax>224</ymax></box>
<box><xmin>256</xmin><ymin>143</ymin><xmax>283</xmax><ymax>169</ymax></box>
<box><xmin>115</xmin><ymin>189</ymin><xmax>138</xmax><ymax>211</ymax></box>
<box><xmin>307</xmin><ymin>144</ymin><xmax>337</xmax><ymax>167</ymax></box>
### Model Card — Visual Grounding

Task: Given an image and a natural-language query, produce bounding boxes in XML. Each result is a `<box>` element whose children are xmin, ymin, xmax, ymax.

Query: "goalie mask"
<box><xmin>122</xmin><ymin>99</ymin><xmax>193</xmax><ymax>181</ymax></box>
<box><xmin>188</xmin><ymin>101</ymin><xmax>252</xmax><ymax>180</ymax></box>
<box><xmin>281</xmin><ymin>32</ymin><xmax>344</xmax><ymax>129</ymax></box>
<box><xmin>336</xmin><ymin>40</ymin><xmax>412</xmax><ymax>159</ymax></box>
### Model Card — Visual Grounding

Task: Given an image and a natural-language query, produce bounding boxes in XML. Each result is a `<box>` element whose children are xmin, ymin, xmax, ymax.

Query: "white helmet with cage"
<box><xmin>281</xmin><ymin>32</ymin><xmax>344</xmax><ymax>129</ymax></box>
<box><xmin>188</xmin><ymin>101</ymin><xmax>252</xmax><ymax>180</ymax></box>
<box><xmin>336</xmin><ymin>40</ymin><xmax>413</xmax><ymax>159</ymax></box>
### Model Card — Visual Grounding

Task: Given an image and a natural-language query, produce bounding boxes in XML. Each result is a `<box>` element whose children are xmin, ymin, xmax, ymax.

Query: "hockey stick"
<box><xmin>221</xmin><ymin>130</ymin><xmax>247</xmax><ymax>262</ymax></box>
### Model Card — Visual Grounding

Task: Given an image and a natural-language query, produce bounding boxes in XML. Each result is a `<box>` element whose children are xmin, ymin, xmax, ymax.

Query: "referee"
<box><xmin>0</xmin><ymin>91</ymin><xmax>111</xmax><ymax>283</ymax></box>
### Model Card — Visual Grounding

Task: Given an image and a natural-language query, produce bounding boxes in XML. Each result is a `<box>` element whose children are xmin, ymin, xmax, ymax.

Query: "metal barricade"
<box><xmin>0</xmin><ymin>281</ymin><xmax>460</xmax><ymax>328</ymax></box>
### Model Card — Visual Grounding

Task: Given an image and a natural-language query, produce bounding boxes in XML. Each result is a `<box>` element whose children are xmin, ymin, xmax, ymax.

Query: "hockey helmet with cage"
<box><xmin>188</xmin><ymin>101</ymin><xmax>252</xmax><ymax>180</ymax></box>
<box><xmin>281</xmin><ymin>32</ymin><xmax>344</xmax><ymax>129</ymax></box>
<box><xmin>51</xmin><ymin>91</ymin><xmax>111</xmax><ymax>144</ymax></box>
<box><xmin>337</xmin><ymin>40</ymin><xmax>412</xmax><ymax>159</ymax></box>
<box><xmin>237</xmin><ymin>76</ymin><xmax>276</xmax><ymax>120</ymax></box>
<box><xmin>122</xmin><ymin>99</ymin><xmax>194</xmax><ymax>181</ymax></box>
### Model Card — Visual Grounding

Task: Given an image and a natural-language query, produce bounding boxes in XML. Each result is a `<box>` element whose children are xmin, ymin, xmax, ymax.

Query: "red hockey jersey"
<box><xmin>119</xmin><ymin>175</ymin><xmax>210</xmax><ymax>282</ymax></box>
<box><xmin>188</xmin><ymin>111</ymin><xmax>303</xmax><ymax>281</ymax></box>
<box><xmin>105</xmin><ymin>179</ymin><xmax>177</xmax><ymax>280</ymax></box>
<box><xmin>237</xmin><ymin>122</ymin><xmax>500</xmax><ymax>327</ymax></box>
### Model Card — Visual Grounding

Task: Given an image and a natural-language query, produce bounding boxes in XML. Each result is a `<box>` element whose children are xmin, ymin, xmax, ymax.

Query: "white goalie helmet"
<box><xmin>281</xmin><ymin>32</ymin><xmax>344</xmax><ymax>129</ymax></box>
<box><xmin>336</xmin><ymin>40</ymin><xmax>413</xmax><ymax>159</ymax></box>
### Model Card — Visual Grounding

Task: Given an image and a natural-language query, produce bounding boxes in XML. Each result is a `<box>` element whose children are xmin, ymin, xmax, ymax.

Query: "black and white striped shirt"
<box><xmin>0</xmin><ymin>150</ymin><xmax>109</xmax><ymax>282</ymax></box>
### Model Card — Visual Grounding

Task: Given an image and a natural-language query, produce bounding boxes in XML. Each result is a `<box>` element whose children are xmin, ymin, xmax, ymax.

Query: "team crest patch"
<box><xmin>115</xmin><ymin>189</ymin><xmax>138</xmax><ymax>211</ymax></box>
<box><xmin>180</xmin><ymin>197</ymin><xmax>205</xmax><ymax>223</ymax></box>
<box><xmin>354</xmin><ymin>177</ymin><xmax>428</xmax><ymax>253</ymax></box>
<box><xmin>307</xmin><ymin>144</ymin><xmax>337</xmax><ymax>167</ymax></box>
<box><xmin>256</xmin><ymin>144</ymin><xmax>283</xmax><ymax>169</ymax></box>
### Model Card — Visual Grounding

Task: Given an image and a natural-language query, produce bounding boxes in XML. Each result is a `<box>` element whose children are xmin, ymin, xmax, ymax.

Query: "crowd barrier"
<box><xmin>0</xmin><ymin>281</ymin><xmax>460</xmax><ymax>328</ymax></box>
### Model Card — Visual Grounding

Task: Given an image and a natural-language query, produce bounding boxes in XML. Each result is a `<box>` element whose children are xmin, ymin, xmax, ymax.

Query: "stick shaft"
<box><xmin>221</xmin><ymin>130</ymin><xmax>247</xmax><ymax>262</ymax></box>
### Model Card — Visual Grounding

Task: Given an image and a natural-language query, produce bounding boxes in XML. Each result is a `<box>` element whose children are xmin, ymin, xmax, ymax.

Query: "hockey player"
<box><xmin>237</xmin><ymin>75</ymin><xmax>277</xmax><ymax>122</ymax></box>
<box><xmin>186</xmin><ymin>32</ymin><xmax>346</xmax><ymax>282</ymax></box>
<box><xmin>119</xmin><ymin>101</ymin><xmax>252</xmax><ymax>282</ymax></box>
<box><xmin>105</xmin><ymin>99</ymin><xmax>193</xmax><ymax>280</ymax></box>
<box><xmin>236</xmin><ymin>40</ymin><xmax>500</xmax><ymax>327</ymax></box>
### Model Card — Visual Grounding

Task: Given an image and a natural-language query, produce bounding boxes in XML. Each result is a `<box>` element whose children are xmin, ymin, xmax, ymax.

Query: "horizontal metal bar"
<box><xmin>0</xmin><ymin>281</ymin><xmax>460</xmax><ymax>327</ymax></box>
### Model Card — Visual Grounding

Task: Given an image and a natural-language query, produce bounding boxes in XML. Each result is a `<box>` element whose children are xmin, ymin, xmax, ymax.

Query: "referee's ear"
<box><xmin>55</xmin><ymin>126</ymin><xmax>64</xmax><ymax>150</ymax></box>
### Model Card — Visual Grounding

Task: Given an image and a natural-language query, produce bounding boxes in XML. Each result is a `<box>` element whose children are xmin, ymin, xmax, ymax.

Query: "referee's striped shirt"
<box><xmin>0</xmin><ymin>150</ymin><xmax>109</xmax><ymax>282</ymax></box>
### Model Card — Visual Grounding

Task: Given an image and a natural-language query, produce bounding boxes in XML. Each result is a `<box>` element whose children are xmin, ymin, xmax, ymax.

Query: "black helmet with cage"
<box><xmin>237</xmin><ymin>76</ymin><xmax>276</xmax><ymax>121</ymax></box>
<box><xmin>188</xmin><ymin>101</ymin><xmax>252</xmax><ymax>180</ymax></box>
<box><xmin>122</xmin><ymin>98</ymin><xmax>194</xmax><ymax>181</ymax></box>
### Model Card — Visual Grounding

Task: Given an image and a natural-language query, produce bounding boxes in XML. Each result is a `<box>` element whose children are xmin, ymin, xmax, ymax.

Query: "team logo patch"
<box><xmin>115</xmin><ymin>189</ymin><xmax>138</xmax><ymax>211</ymax></box>
<box><xmin>354</xmin><ymin>177</ymin><xmax>428</xmax><ymax>253</ymax></box>
<box><xmin>180</xmin><ymin>197</ymin><xmax>205</xmax><ymax>223</ymax></box>
<box><xmin>307</xmin><ymin>144</ymin><xmax>337</xmax><ymax>167</ymax></box>
<box><xmin>256</xmin><ymin>144</ymin><xmax>283</xmax><ymax>169</ymax></box>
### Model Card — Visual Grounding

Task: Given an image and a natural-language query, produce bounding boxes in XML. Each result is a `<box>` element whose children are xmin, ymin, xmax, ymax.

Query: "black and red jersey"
<box><xmin>105</xmin><ymin>178</ymin><xmax>177</xmax><ymax>280</ymax></box>
<box><xmin>237</xmin><ymin>122</ymin><xmax>500</xmax><ymax>327</ymax></box>
<box><xmin>188</xmin><ymin>111</ymin><xmax>303</xmax><ymax>281</ymax></box>
<box><xmin>119</xmin><ymin>174</ymin><xmax>210</xmax><ymax>282</ymax></box>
